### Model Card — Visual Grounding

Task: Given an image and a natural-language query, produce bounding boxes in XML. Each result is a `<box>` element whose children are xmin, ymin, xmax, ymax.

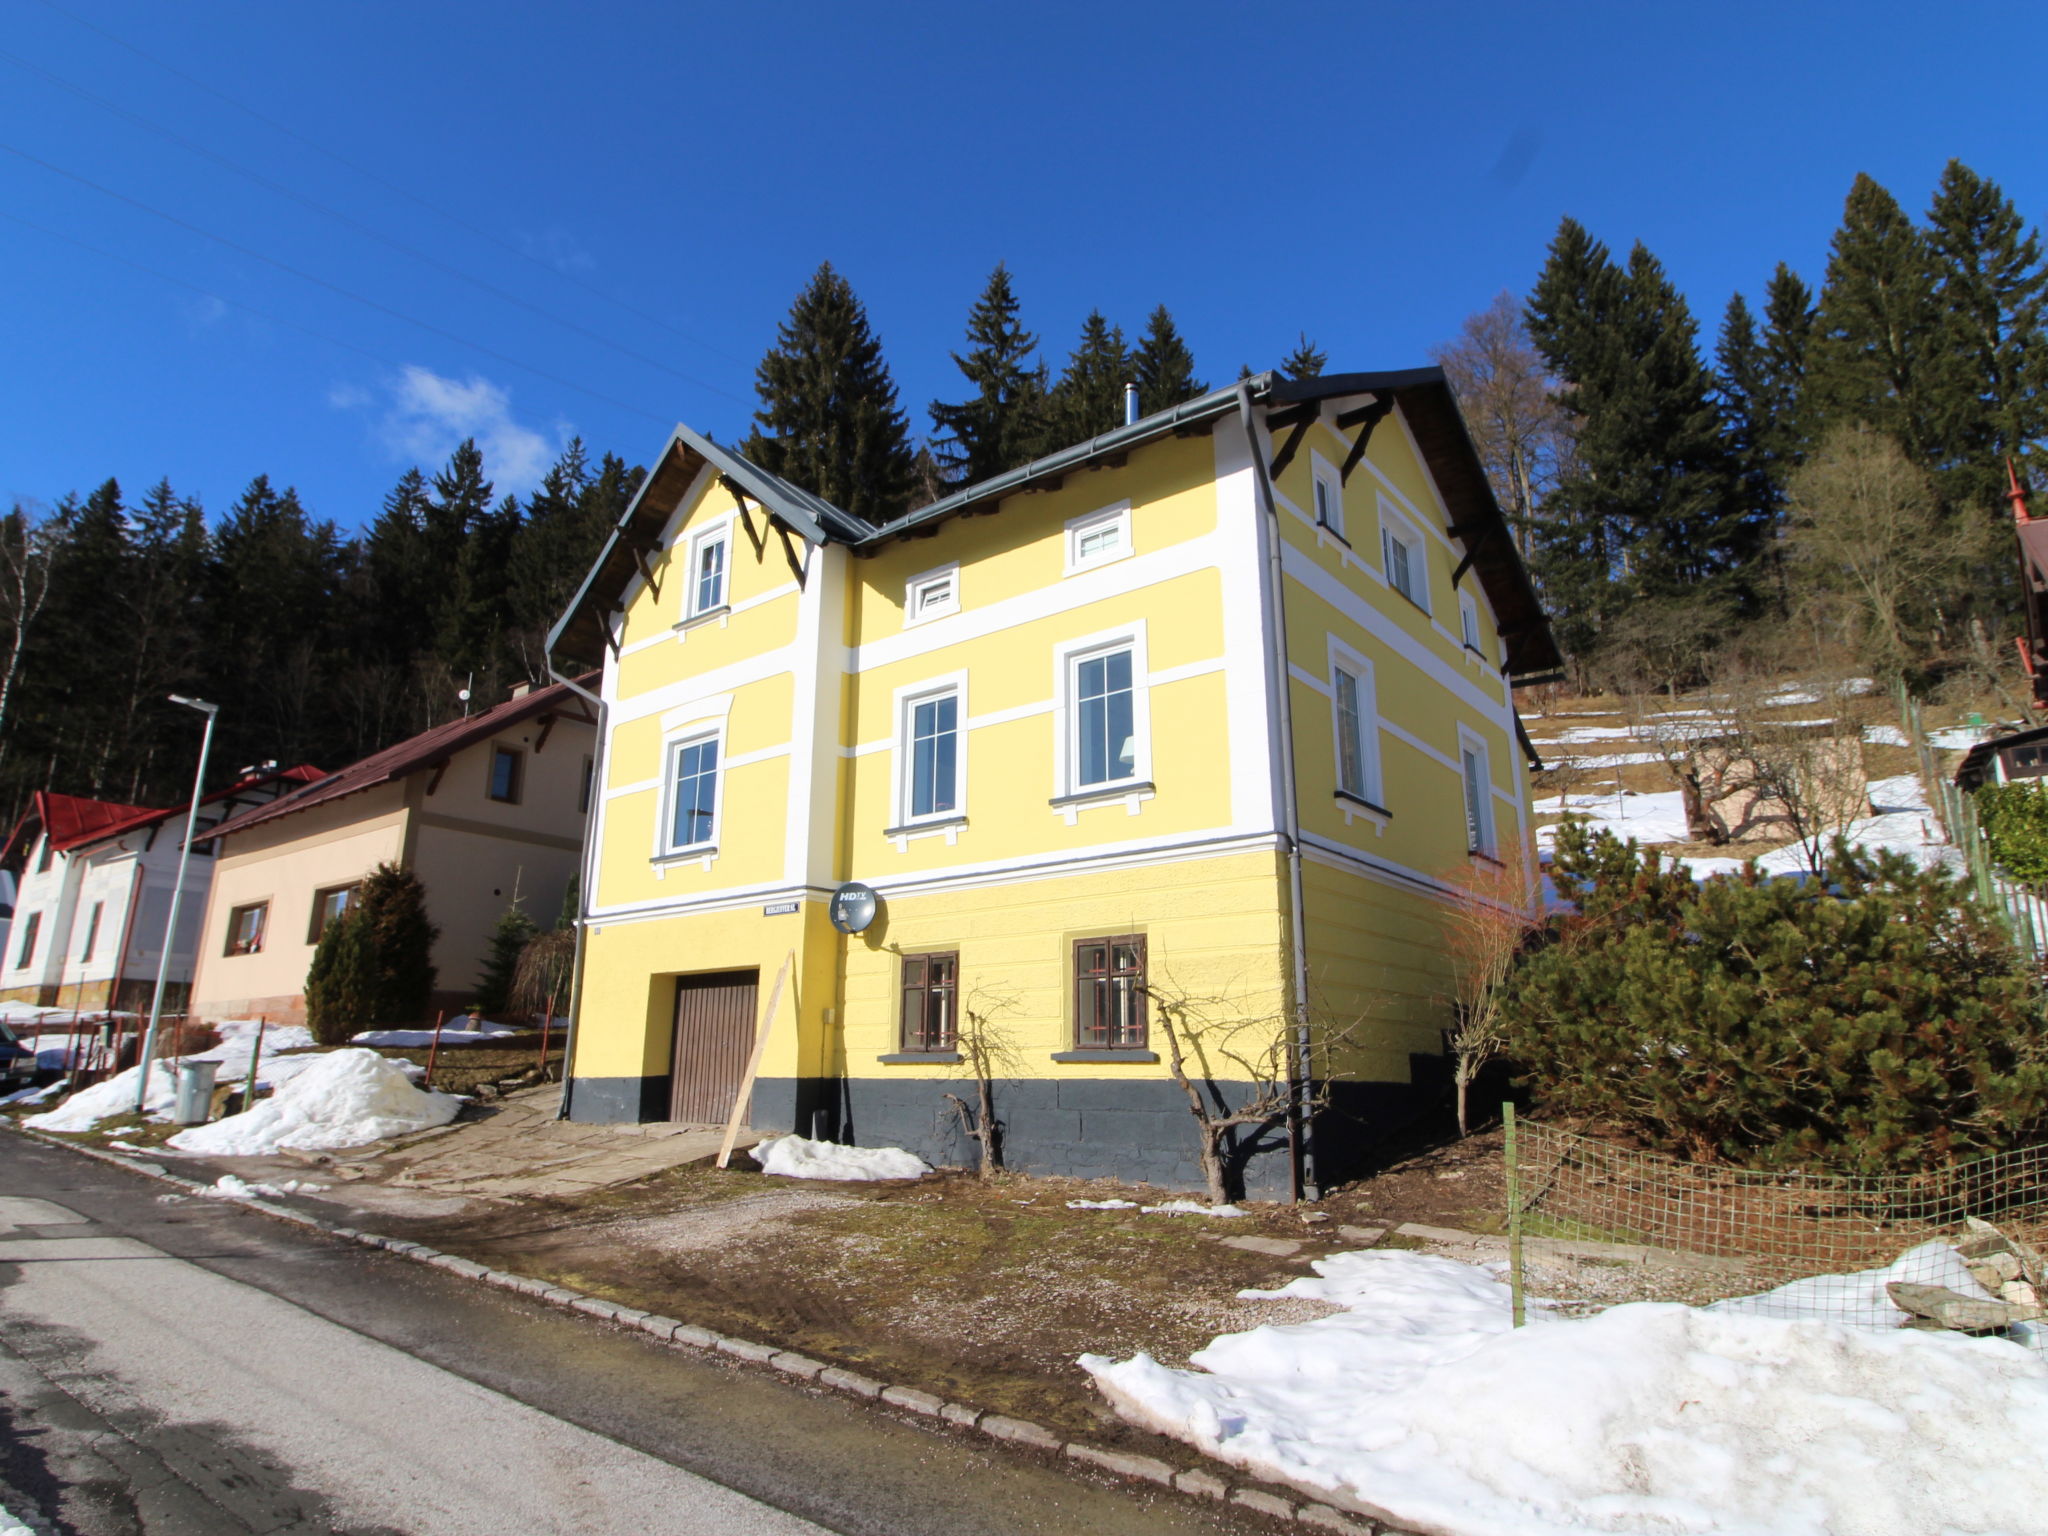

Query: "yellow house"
<box><xmin>548</xmin><ymin>369</ymin><xmax>1558</xmax><ymax>1196</ymax></box>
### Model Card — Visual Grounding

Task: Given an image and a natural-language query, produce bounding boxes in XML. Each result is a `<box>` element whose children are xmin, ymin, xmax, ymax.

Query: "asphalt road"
<box><xmin>0</xmin><ymin>1133</ymin><xmax>1258</xmax><ymax>1536</ymax></box>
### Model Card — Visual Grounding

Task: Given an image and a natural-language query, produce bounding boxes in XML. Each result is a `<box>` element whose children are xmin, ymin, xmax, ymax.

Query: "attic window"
<box><xmin>687</xmin><ymin>523</ymin><xmax>732</xmax><ymax>617</ymax></box>
<box><xmin>904</xmin><ymin>564</ymin><xmax>960</xmax><ymax>627</ymax></box>
<box><xmin>488</xmin><ymin>745</ymin><xmax>524</xmax><ymax>804</ymax></box>
<box><xmin>1065</xmin><ymin>504</ymin><xmax>1132</xmax><ymax>576</ymax></box>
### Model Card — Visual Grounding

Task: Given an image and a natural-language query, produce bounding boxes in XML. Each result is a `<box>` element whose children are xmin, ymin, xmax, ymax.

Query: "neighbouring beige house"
<box><xmin>189</xmin><ymin>680</ymin><xmax>597</xmax><ymax>1027</ymax></box>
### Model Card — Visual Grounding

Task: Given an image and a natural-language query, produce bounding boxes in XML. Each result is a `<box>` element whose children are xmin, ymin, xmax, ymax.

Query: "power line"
<box><xmin>0</xmin><ymin>46</ymin><xmax>748</xmax><ymax>408</ymax></box>
<box><xmin>0</xmin><ymin>141</ymin><xmax>675</xmax><ymax>429</ymax></box>
<box><xmin>24</xmin><ymin>0</ymin><xmax>747</xmax><ymax>371</ymax></box>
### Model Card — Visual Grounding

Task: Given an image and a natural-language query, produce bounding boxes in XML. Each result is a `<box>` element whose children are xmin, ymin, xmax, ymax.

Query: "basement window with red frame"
<box><xmin>900</xmin><ymin>952</ymin><xmax>958</xmax><ymax>1052</ymax></box>
<box><xmin>1073</xmin><ymin>935</ymin><xmax>1147</xmax><ymax>1049</ymax></box>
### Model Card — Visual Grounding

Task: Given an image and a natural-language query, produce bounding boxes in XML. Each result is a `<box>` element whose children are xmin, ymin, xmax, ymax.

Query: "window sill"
<box><xmin>651</xmin><ymin>845</ymin><xmax>718</xmax><ymax>864</ymax></box>
<box><xmin>1315</xmin><ymin>519</ymin><xmax>1352</xmax><ymax>548</ymax></box>
<box><xmin>1467</xmin><ymin>848</ymin><xmax>1505</xmax><ymax>868</ymax></box>
<box><xmin>1334</xmin><ymin>789</ymin><xmax>1392</xmax><ymax>819</ymax></box>
<box><xmin>1392</xmin><ymin>588</ymin><xmax>1431</xmax><ymax>618</ymax></box>
<box><xmin>1049</xmin><ymin>780</ymin><xmax>1155</xmax><ymax>809</ymax></box>
<box><xmin>1051</xmin><ymin>1049</ymin><xmax>1158</xmax><ymax>1064</ymax></box>
<box><xmin>673</xmin><ymin>606</ymin><xmax>731</xmax><ymax>634</ymax></box>
<box><xmin>878</xmin><ymin>1051</ymin><xmax>960</xmax><ymax>1064</ymax></box>
<box><xmin>882</xmin><ymin>815</ymin><xmax>967</xmax><ymax>838</ymax></box>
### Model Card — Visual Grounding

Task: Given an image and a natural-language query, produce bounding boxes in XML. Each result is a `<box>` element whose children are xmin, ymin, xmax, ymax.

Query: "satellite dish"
<box><xmin>829</xmin><ymin>881</ymin><xmax>879</xmax><ymax>935</ymax></box>
<box><xmin>457</xmin><ymin>688</ymin><xmax>471</xmax><ymax>702</ymax></box>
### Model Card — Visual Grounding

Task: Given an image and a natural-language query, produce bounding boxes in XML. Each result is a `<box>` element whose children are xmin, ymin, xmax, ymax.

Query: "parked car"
<box><xmin>0</xmin><ymin>1022</ymin><xmax>36</xmax><ymax>1089</ymax></box>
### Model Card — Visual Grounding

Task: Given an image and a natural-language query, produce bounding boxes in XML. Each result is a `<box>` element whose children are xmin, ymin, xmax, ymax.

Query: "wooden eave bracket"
<box><xmin>773</xmin><ymin>521</ymin><xmax>813</xmax><ymax>589</ymax></box>
<box><xmin>724</xmin><ymin>477</ymin><xmax>769</xmax><ymax>559</ymax></box>
<box><xmin>630</xmin><ymin>543</ymin><xmax>663</xmax><ymax>602</ymax></box>
<box><xmin>425</xmin><ymin>760</ymin><xmax>448</xmax><ymax>796</ymax></box>
<box><xmin>1336</xmin><ymin>395</ymin><xmax>1392</xmax><ymax>485</ymax></box>
<box><xmin>1266</xmin><ymin>402</ymin><xmax>1322</xmax><ymax>480</ymax></box>
<box><xmin>534</xmin><ymin>713</ymin><xmax>556</xmax><ymax>755</ymax></box>
<box><xmin>1452</xmin><ymin>521</ymin><xmax>1498</xmax><ymax>588</ymax></box>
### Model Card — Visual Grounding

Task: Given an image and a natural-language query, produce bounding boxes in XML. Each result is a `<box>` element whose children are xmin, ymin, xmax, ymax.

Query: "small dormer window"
<box><xmin>904</xmin><ymin>564</ymin><xmax>960</xmax><ymax>627</ymax></box>
<box><xmin>1459</xmin><ymin>588</ymin><xmax>1483</xmax><ymax>651</ymax></box>
<box><xmin>1065</xmin><ymin>504</ymin><xmax>1133</xmax><ymax>576</ymax></box>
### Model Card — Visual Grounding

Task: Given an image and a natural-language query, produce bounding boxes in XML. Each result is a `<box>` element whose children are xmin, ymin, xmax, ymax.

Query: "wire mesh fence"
<box><xmin>1505</xmin><ymin>1114</ymin><xmax>2048</xmax><ymax>1349</ymax></box>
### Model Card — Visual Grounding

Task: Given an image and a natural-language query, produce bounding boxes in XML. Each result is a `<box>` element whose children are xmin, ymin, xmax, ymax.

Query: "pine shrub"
<box><xmin>1502</xmin><ymin>822</ymin><xmax>2048</xmax><ymax>1172</ymax></box>
<box><xmin>1976</xmin><ymin>782</ymin><xmax>2048</xmax><ymax>887</ymax></box>
<box><xmin>304</xmin><ymin>907</ymin><xmax>376</xmax><ymax>1047</ymax></box>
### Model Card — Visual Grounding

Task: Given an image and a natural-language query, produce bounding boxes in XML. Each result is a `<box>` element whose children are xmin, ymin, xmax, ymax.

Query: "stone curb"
<box><xmin>12</xmin><ymin>1127</ymin><xmax>1396</xmax><ymax>1534</ymax></box>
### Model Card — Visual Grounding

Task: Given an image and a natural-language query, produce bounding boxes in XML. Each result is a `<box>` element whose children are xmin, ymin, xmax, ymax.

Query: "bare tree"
<box><xmin>944</xmin><ymin>985</ymin><xmax>1024</xmax><ymax>1179</ymax></box>
<box><xmin>1788</xmin><ymin>425</ymin><xmax>1984</xmax><ymax>679</ymax></box>
<box><xmin>1439</xmin><ymin>851</ymin><xmax>1538</xmax><ymax>1137</ymax></box>
<box><xmin>1145</xmin><ymin>971</ymin><xmax>1368</xmax><ymax>1205</ymax></box>
<box><xmin>0</xmin><ymin>503</ymin><xmax>58</xmax><ymax>754</ymax></box>
<box><xmin>1432</xmin><ymin>293</ymin><xmax>1572</xmax><ymax>558</ymax></box>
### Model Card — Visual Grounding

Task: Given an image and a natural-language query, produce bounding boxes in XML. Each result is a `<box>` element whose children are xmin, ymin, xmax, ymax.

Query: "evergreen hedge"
<box><xmin>1976</xmin><ymin>782</ymin><xmax>2048</xmax><ymax>888</ymax></box>
<box><xmin>303</xmin><ymin>863</ymin><xmax>438</xmax><ymax>1045</ymax></box>
<box><xmin>1502</xmin><ymin>822</ymin><xmax>2048</xmax><ymax>1172</ymax></box>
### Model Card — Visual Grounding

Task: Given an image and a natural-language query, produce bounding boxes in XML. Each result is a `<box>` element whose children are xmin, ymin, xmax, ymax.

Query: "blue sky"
<box><xmin>3</xmin><ymin>0</ymin><xmax>2042</xmax><ymax>528</ymax></box>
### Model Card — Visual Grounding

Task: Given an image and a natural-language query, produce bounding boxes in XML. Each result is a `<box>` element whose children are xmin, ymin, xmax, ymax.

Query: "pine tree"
<box><xmin>1716</xmin><ymin>294</ymin><xmax>1780</xmax><ymax>580</ymax></box>
<box><xmin>40</xmin><ymin>479</ymin><xmax>132</xmax><ymax>792</ymax></box>
<box><xmin>746</xmin><ymin>262</ymin><xmax>916</xmax><ymax>523</ymax></box>
<box><xmin>361</xmin><ymin>467</ymin><xmax>435</xmax><ymax>669</ymax></box>
<box><xmin>1279</xmin><ymin>334</ymin><xmax>1327</xmax><ymax>380</ymax></box>
<box><xmin>929</xmin><ymin>264</ymin><xmax>1046</xmax><ymax>486</ymax></box>
<box><xmin>356</xmin><ymin>862</ymin><xmax>439</xmax><ymax>1024</ymax></box>
<box><xmin>1758</xmin><ymin>263</ymin><xmax>1818</xmax><ymax>469</ymax></box>
<box><xmin>474</xmin><ymin>903</ymin><xmax>538</xmax><ymax>1014</ymax></box>
<box><xmin>1131</xmin><ymin>305</ymin><xmax>1206</xmax><ymax>416</ymax></box>
<box><xmin>1040</xmin><ymin>311</ymin><xmax>1130</xmax><ymax>449</ymax></box>
<box><xmin>1926</xmin><ymin>159</ymin><xmax>2048</xmax><ymax>516</ymax></box>
<box><xmin>1809</xmin><ymin>174</ymin><xmax>1947</xmax><ymax>470</ymax></box>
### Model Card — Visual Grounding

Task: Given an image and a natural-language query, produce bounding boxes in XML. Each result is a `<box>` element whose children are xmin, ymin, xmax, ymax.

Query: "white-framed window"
<box><xmin>894</xmin><ymin>678</ymin><xmax>965</xmax><ymax>825</ymax></box>
<box><xmin>1064</xmin><ymin>502</ymin><xmax>1133</xmax><ymax>576</ymax></box>
<box><xmin>1311</xmin><ymin>455</ymin><xmax>1345</xmax><ymax>540</ymax></box>
<box><xmin>1380</xmin><ymin>500</ymin><xmax>1429</xmax><ymax>613</ymax></box>
<box><xmin>1459</xmin><ymin>588</ymin><xmax>1483</xmax><ymax>652</ymax></box>
<box><xmin>684</xmin><ymin>521</ymin><xmax>732</xmax><ymax>619</ymax></box>
<box><xmin>663</xmin><ymin>732</ymin><xmax>722</xmax><ymax>853</ymax></box>
<box><xmin>1054</xmin><ymin>625</ymin><xmax>1151</xmax><ymax>797</ymax></box>
<box><xmin>1329</xmin><ymin>646</ymin><xmax>1384</xmax><ymax>808</ymax></box>
<box><xmin>1459</xmin><ymin>728</ymin><xmax>1496</xmax><ymax>857</ymax></box>
<box><xmin>904</xmin><ymin>563</ymin><xmax>960</xmax><ymax>627</ymax></box>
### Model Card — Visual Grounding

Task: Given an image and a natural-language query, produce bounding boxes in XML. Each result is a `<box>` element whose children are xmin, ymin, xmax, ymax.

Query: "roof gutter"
<box><xmin>543</xmin><ymin>661</ymin><xmax>609</xmax><ymax>1123</ymax></box>
<box><xmin>1235</xmin><ymin>381</ymin><xmax>1316</xmax><ymax>1203</ymax></box>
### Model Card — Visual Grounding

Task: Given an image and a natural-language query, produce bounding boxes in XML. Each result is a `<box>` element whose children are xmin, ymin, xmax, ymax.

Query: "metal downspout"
<box><xmin>1235</xmin><ymin>383</ymin><xmax>1317</xmax><ymax>1201</ymax></box>
<box><xmin>545</xmin><ymin>660</ymin><xmax>610</xmax><ymax>1122</ymax></box>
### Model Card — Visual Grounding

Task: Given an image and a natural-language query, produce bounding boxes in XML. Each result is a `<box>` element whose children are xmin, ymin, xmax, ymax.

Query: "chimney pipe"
<box><xmin>1124</xmin><ymin>382</ymin><xmax>1140</xmax><ymax>426</ymax></box>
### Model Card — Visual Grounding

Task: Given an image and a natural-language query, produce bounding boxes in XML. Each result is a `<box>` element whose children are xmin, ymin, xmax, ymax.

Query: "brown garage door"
<box><xmin>669</xmin><ymin>969</ymin><xmax>759</xmax><ymax>1124</ymax></box>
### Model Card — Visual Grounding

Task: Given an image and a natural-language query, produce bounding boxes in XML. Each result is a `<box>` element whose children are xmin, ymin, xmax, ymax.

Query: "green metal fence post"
<box><xmin>1504</xmin><ymin>1101</ymin><xmax>1526</xmax><ymax>1329</ymax></box>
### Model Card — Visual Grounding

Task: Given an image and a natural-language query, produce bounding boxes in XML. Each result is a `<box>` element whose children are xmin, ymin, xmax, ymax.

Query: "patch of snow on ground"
<box><xmin>1141</xmin><ymin>1201</ymin><xmax>1247</xmax><ymax>1217</ymax></box>
<box><xmin>1929</xmin><ymin>723</ymin><xmax>1998</xmax><ymax>750</ymax></box>
<box><xmin>2</xmin><ymin>1082</ymin><xmax>63</xmax><ymax>1106</ymax></box>
<box><xmin>1081</xmin><ymin>1247</ymin><xmax>2048</xmax><ymax>1536</ymax></box>
<box><xmin>1068</xmin><ymin>1199</ymin><xmax>1139</xmax><ymax>1209</ymax></box>
<box><xmin>351</xmin><ymin>1019</ymin><xmax>524</xmax><ymax>1047</ymax></box>
<box><xmin>200</xmin><ymin>1174</ymin><xmax>326</xmax><ymax>1200</ymax></box>
<box><xmin>1864</xmin><ymin>724</ymin><xmax>1911</xmax><ymax>747</ymax></box>
<box><xmin>164</xmin><ymin>1048</ymin><xmax>459</xmax><ymax>1155</ymax></box>
<box><xmin>1533</xmin><ymin>789</ymin><xmax>1694</xmax><ymax>848</ymax></box>
<box><xmin>23</xmin><ymin>1060</ymin><xmax>179</xmax><ymax>1132</ymax></box>
<box><xmin>756</xmin><ymin>1135</ymin><xmax>930</xmax><ymax>1181</ymax></box>
<box><xmin>1711</xmin><ymin>1239</ymin><xmax>1989</xmax><ymax>1331</ymax></box>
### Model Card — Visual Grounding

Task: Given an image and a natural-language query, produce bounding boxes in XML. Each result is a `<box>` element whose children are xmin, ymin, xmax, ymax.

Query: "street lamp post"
<box><xmin>134</xmin><ymin>694</ymin><xmax>219</xmax><ymax>1113</ymax></box>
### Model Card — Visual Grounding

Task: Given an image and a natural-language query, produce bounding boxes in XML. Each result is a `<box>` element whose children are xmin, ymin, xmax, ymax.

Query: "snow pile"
<box><xmin>1713</xmin><ymin>1239</ymin><xmax>1992</xmax><ymax>1330</ymax></box>
<box><xmin>1068</xmin><ymin>1199</ymin><xmax>1139</xmax><ymax>1210</ymax></box>
<box><xmin>1081</xmin><ymin>1248</ymin><xmax>2048</xmax><ymax>1536</ymax></box>
<box><xmin>352</xmin><ymin>1018</ymin><xmax>522</xmax><ymax>1047</ymax></box>
<box><xmin>24</xmin><ymin>1060</ymin><xmax>178</xmax><ymax>1132</ymax></box>
<box><xmin>165</xmin><ymin>1048</ymin><xmax>459</xmax><ymax>1155</ymax></box>
<box><xmin>755</xmin><ymin>1135</ymin><xmax>929</xmax><ymax>1181</ymax></box>
<box><xmin>1142</xmin><ymin>1200</ymin><xmax>1246</xmax><ymax>1217</ymax></box>
<box><xmin>187</xmin><ymin>1018</ymin><xmax>326</xmax><ymax>1093</ymax></box>
<box><xmin>200</xmin><ymin>1174</ymin><xmax>325</xmax><ymax>1200</ymax></box>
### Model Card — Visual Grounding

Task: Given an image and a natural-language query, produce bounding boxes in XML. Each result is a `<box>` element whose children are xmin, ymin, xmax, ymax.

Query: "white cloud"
<box><xmin>333</xmin><ymin>366</ymin><xmax>563</xmax><ymax>496</ymax></box>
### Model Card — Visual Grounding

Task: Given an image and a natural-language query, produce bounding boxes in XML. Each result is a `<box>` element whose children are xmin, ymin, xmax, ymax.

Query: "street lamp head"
<box><xmin>168</xmin><ymin>694</ymin><xmax>220</xmax><ymax>715</ymax></box>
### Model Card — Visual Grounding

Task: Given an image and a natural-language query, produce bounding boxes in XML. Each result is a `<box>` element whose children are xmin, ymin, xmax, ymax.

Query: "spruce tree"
<box><xmin>362</xmin><ymin>467</ymin><xmax>435</xmax><ymax>670</ymax></box>
<box><xmin>305</xmin><ymin>905</ymin><xmax>377</xmax><ymax>1046</ymax></box>
<box><xmin>1279</xmin><ymin>334</ymin><xmax>1327</xmax><ymax>380</ymax></box>
<box><xmin>1040</xmin><ymin>311</ymin><xmax>1130</xmax><ymax>449</ymax></box>
<box><xmin>1716</xmin><ymin>292</ymin><xmax>1780</xmax><ymax>578</ymax></box>
<box><xmin>356</xmin><ymin>862</ymin><xmax>438</xmax><ymax>1024</ymax></box>
<box><xmin>746</xmin><ymin>262</ymin><xmax>917</xmax><ymax>523</ymax></box>
<box><xmin>1809</xmin><ymin>174</ymin><xmax>1947</xmax><ymax>470</ymax></box>
<box><xmin>928</xmin><ymin>264</ymin><xmax>1046</xmax><ymax>486</ymax></box>
<box><xmin>1926</xmin><ymin>159</ymin><xmax>2048</xmax><ymax>516</ymax></box>
<box><xmin>475</xmin><ymin>903</ymin><xmax>538</xmax><ymax>1014</ymax></box>
<box><xmin>1758</xmin><ymin>263</ymin><xmax>1818</xmax><ymax>469</ymax></box>
<box><xmin>1131</xmin><ymin>305</ymin><xmax>1206</xmax><ymax>416</ymax></box>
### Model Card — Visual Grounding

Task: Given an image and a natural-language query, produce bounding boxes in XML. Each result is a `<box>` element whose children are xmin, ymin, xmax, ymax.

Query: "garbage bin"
<box><xmin>174</xmin><ymin>1059</ymin><xmax>220</xmax><ymax>1125</ymax></box>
